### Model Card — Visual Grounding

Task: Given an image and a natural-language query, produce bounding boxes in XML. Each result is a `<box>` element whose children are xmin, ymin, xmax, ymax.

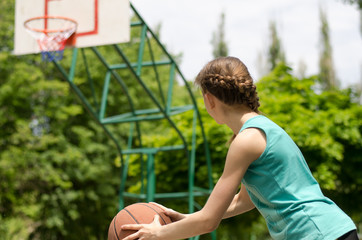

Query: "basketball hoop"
<box><xmin>24</xmin><ymin>16</ymin><xmax>77</xmax><ymax>61</ymax></box>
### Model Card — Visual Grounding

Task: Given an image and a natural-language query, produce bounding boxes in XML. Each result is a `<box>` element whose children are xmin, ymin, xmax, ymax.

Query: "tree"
<box><xmin>267</xmin><ymin>20</ymin><xmax>286</xmax><ymax>71</ymax></box>
<box><xmin>0</xmin><ymin>52</ymin><xmax>120</xmax><ymax>240</ymax></box>
<box><xmin>340</xmin><ymin>0</ymin><xmax>362</xmax><ymax>37</ymax></box>
<box><xmin>0</xmin><ymin>1</ymin><xmax>181</xmax><ymax>239</ymax></box>
<box><xmin>0</xmin><ymin>12</ymin><xmax>121</xmax><ymax>237</ymax></box>
<box><xmin>319</xmin><ymin>7</ymin><xmax>339</xmax><ymax>90</ymax></box>
<box><xmin>211</xmin><ymin>11</ymin><xmax>229</xmax><ymax>58</ymax></box>
<box><xmin>341</xmin><ymin>0</ymin><xmax>362</xmax><ymax>8</ymax></box>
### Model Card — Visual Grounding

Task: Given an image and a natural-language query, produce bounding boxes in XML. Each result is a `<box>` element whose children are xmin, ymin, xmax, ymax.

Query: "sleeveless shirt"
<box><xmin>240</xmin><ymin>115</ymin><xmax>356</xmax><ymax>240</ymax></box>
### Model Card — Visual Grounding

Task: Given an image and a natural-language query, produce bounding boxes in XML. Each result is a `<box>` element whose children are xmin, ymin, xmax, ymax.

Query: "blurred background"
<box><xmin>0</xmin><ymin>0</ymin><xmax>361</xmax><ymax>239</ymax></box>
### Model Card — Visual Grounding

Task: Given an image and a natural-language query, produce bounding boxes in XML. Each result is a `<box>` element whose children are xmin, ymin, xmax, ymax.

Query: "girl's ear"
<box><xmin>204</xmin><ymin>93</ymin><xmax>216</xmax><ymax>109</ymax></box>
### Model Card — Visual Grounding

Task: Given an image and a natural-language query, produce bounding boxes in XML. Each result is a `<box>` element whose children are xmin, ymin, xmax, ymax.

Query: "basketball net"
<box><xmin>24</xmin><ymin>16</ymin><xmax>77</xmax><ymax>61</ymax></box>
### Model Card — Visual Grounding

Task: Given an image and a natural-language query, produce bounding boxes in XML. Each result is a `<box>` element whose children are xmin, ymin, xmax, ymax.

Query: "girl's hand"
<box><xmin>122</xmin><ymin>215</ymin><xmax>162</xmax><ymax>240</ymax></box>
<box><xmin>149</xmin><ymin>202</ymin><xmax>187</xmax><ymax>222</ymax></box>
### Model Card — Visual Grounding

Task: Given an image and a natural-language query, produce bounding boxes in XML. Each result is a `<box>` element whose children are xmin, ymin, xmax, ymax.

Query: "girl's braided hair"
<box><xmin>195</xmin><ymin>56</ymin><xmax>260</xmax><ymax>112</ymax></box>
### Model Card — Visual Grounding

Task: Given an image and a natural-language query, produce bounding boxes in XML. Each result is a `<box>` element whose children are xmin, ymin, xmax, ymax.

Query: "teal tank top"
<box><xmin>240</xmin><ymin>115</ymin><xmax>356</xmax><ymax>240</ymax></box>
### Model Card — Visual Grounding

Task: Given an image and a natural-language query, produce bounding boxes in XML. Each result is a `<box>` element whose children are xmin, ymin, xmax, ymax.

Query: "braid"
<box><xmin>195</xmin><ymin>57</ymin><xmax>260</xmax><ymax>112</ymax></box>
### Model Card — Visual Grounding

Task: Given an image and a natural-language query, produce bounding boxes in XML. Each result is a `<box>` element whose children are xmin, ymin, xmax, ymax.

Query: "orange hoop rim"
<box><xmin>24</xmin><ymin>16</ymin><xmax>78</xmax><ymax>34</ymax></box>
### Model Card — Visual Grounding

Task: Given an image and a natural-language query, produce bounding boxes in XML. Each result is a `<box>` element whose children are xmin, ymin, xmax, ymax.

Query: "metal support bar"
<box><xmin>100</xmin><ymin>106</ymin><xmax>194</xmax><ymax>124</ymax></box>
<box><xmin>145</xmin><ymin>34</ymin><xmax>166</xmax><ymax>107</ymax></box>
<box><xmin>146</xmin><ymin>153</ymin><xmax>155</xmax><ymax>202</ymax></box>
<box><xmin>166</xmin><ymin>63</ymin><xmax>176</xmax><ymax>115</ymax></box>
<box><xmin>99</xmin><ymin>71</ymin><xmax>111</xmax><ymax>120</ymax></box>
<box><xmin>80</xmin><ymin>49</ymin><xmax>99</xmax><ymax>112</ymax></box>
<box><xmin>109</xmin><ymin>60</ymin><xmax>173</xmax><ymax>70</ymax></box>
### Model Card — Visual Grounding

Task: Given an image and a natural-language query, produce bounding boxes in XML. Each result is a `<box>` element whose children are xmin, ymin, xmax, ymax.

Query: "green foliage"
<box><xmin>0</xmin><ymin>51</ymin><xmax>120</xmax><ymax>239</ymax></box>
<box><xmin>1</xmin><ymin>2</ymin><xmax>195</xmax><ymax>239</ymax></box>
<box><xmin>1</xmin><ymin>1</ymin><xmax>119</xmax><ymax>239</ymax></box>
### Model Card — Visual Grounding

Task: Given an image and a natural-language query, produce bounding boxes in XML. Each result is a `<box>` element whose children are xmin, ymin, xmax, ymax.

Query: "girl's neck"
<box><xmin>223</xmin><ymin>106</ymin><xmax>259</xmax><ymax>134</ymax></box>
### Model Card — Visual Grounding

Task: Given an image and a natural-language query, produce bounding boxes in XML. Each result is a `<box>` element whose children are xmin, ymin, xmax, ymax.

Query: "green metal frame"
<box><xmin>50</xmin><ymin>4</ymin><xmax>215</xmax><ymax>239</ymax></box>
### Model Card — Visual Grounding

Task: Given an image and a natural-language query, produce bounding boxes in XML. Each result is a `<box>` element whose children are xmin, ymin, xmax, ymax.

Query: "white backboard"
<box><xmin>14</xmin><ymin>0</ymin><xmax>130</xmax><ymax>55</ymax></box>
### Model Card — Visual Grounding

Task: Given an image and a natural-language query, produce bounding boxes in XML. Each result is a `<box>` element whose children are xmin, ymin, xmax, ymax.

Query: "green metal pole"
<box><xmin>118</xmin><ymin>122</ymin><xmax>136</xmax><ymax>210</ymax></box>
<box><xmin>188</xmin><ymin>109</ymin><xmax>198</xmax><ymax>213</ymax></box>
<box><xmin>99</xmin><ymin>71</ymin><xmax>111</xmax><ymax>120</ymax></box>
<box><xmin>136</xmin><ymin>24</ymin><xmax>148</xmax><ymax>75</ymax></box>
<box><xmin>68</xmin><ymin>48</ymin><xmax>78</xmax><ymax>82</ymax></box>
<box><xmin>146</xmin><ymin>153</ymin><xmax>156</xmax><ymax>202</ymax></box>
<box><xmin>166</xmin><ymin>63</ymin><xmax>176</xmax><ymax>115</ymax></box>
<box><xmin>81</xmin><ymin>49</ymin><xmax>99</xmax><ymax>112</ymax></box>
<box><xmin>145</xmin><ymin>34</ymin><xmax>166</xmax><ymax>107</ymax></box>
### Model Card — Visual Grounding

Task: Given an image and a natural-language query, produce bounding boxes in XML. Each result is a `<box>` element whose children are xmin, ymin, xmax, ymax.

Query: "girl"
<box><xmin>122</xmin><ymin>57</ymin><xmax>357</xmax><ymax>240</ymax></box>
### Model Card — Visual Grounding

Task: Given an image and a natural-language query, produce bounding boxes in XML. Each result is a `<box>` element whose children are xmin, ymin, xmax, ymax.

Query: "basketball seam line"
<box><xmin>114</xmin><ymin>209</ymin><xmax>139</xmax><ymax>240</ymax></box>
<box><xmin>124</xmin><ymin>208</ymin><xmax>140</xmax><ymax>224</ymax></box>
<box><xmin>113</xmin><ymin>215</ymin><xmax>120</xmax><ymax>240</ymax></box>
<box><xmin>137</xmin><ymin>203</ymin><xmax>167</xmax><ymax>225</ymax></box>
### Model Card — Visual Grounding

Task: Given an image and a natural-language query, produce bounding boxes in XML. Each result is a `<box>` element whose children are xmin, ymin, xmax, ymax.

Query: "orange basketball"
<box><xmin>108</xmin><ymin>202</ymin><xmax>172</xmax><ymax>240</ymax></box>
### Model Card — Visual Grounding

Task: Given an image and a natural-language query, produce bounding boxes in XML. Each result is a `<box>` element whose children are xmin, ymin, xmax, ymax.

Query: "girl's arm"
<box><xmin>222</xmin><ymin>184</ymin><xmax>255</xmax><ymax>219</ymax></box>
<box><xmin>122</xmin><ymin>128</ymin><xmax>266</xmax><ymax>240</ymax></box>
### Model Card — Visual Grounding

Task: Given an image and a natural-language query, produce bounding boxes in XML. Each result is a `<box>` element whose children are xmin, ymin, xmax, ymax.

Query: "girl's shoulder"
<box><xmin>230</xmin><ymin>127</ymin><xmax>266</xmax><ymax>163</ymax></box>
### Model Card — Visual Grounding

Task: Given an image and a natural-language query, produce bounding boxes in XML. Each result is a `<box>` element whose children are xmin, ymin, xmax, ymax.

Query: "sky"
<box><xmin>131</xmin><ymin>0</ymin><xmax>361</xmax><ymax>88</ymax></box>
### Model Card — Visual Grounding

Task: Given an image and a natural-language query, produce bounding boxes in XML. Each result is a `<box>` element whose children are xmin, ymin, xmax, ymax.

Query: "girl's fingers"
<box><xmin>122</xmin><ymin>216</ymin><xmax>161</xmax><ymax>240</ymax></box>
<box><xmin>122</xmin><ymin>231</ymin><xmax>140</xmax><ymax>240</ymax></box>
<box><xmin>149</xmin><ymin>202</ymin><xmax>168</xmax><ymax>211</ymax></box>
<box><xmin>153</xmin><ymin>214</ymin><xmax>161</xmax><ymax>225</ymax></box>
<box><xmin>164</xmin><ymin>209</ymin><xmax>186</xmax><ymax>222</ymax></box>
<box><xmin>148</xmin><ymin>202</ymin><xmax>184</xmax><ymax>221</ymax></box>
<box><xmin>121</xmin><ymin>223</ymin><xmax>143</xmax><ymax>231</ymax></box>
<box><xmin>122</xmin><ymin>215</ymin><xmax>160</xmax><ymax>232</ymax></box>
<box><xmin>164</xmin><ymin>209</ymin><xmax>177</xmax><ymax>217</ymax></box>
